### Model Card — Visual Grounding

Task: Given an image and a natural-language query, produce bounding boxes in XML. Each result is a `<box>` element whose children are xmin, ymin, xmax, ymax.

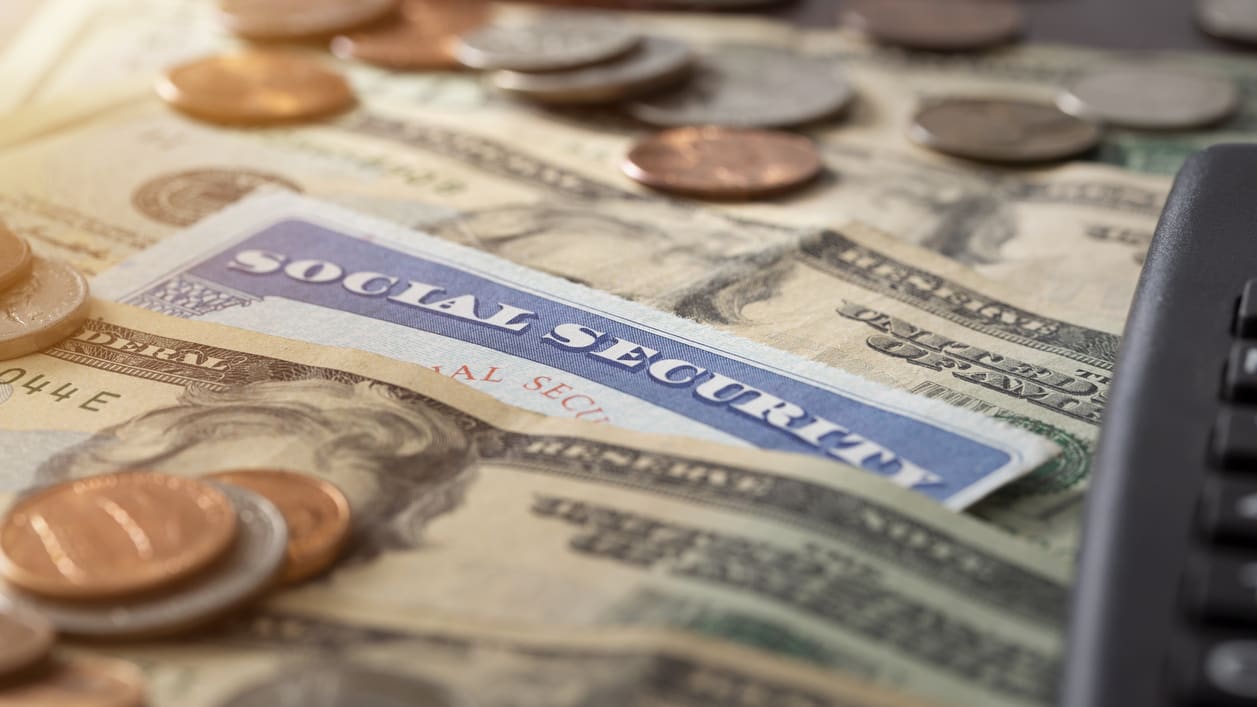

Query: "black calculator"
<box><xmin>1064</xmin><ymin>145</ymin><xmax>1257</xmax><ymax>706</ymax></box>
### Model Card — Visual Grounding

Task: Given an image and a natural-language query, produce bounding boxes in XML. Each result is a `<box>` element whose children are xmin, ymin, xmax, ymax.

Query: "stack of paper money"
<box><xmin>1</xmin><ymin>1</ymin><xmax>1250</xmax><ymax>705</ymax></box>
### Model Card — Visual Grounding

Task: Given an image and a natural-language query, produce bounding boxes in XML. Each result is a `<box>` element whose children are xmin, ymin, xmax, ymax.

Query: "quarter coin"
<box><xmin>0</xmin><ymin>599</ymin><xmax>54</xmax><ymax>679</ymax></box>
<box><xmin>0</xmin><ymin>471</ymin><xmax>239</xmax><ymax>600</ymax></box>
<box><xmin>331</xmin><ymin>0</ymin><xmax>489</xmax><ymax>70</ymax></box>
<box><xmin>626</xmin><ymin>47</ymin><xmax>853</xmax><ymax>128</ymax></box>
<box><xmin>3</xmin><ymin>483</ymin><xmax>287</xmax><ymax>638</ymax></box>
<box><xmin>1197</xmin><ymin>0</ymin><xmax>1257</xmax><ymax>44</ymax></box>
<box><xmin>218</xmin><ymin>664</ymin><xmax>473</xmax><ymax>707</ymax></box>
<box><xmin>206</xmin><ymin>469</ymin><xmax>351</xmax><ymax>585</ymax></box>
<box><xmin>909</xmin><ymin>97</ymin><xmax>1102</xmax><ymax>163</ymax></box>
<box><xmin>1057</xmin><ymin>63</ymin><xmax>1239</xmax><ymax>130</ymax></box>
<box><xmin>217</xmin><ymin>0</ymin><xmax>399</xmax><ymax>41</ymax></box>
<box><xmin>622</xmin><ymin>127</ymin><xmax>823</xmax><ymax>199</ymax></box>
<box><xmin>0</xmin><ymin>655</ymin><xmax>146</xmax><ymax>707</ymax></box>
<box><xmin>455</xmin><ymin>20</ymin><xmax>641</xmax><ymax>71</ymax></box>
<box><xmin>0</xmin><ymin>258</ymin><xmax>90</xmax><ymax>362</ymax></box>
<box><xmin>492</xmin><ymin>35</ymin><xmax>692</xmax><ymax>105</ymax></box>
<box><xmin>0</xmin><ymin>225</ymin><xmax>31</xmax><ymax>294</ymax></box>
<box><xmin>844</xmin><ymin>0</ymin><xmax>1024</xmax><ymax>51</ymax></box>
<box><xmin>155</xmin><ymin>51</ymin><xmax>356</xmax><ymax>125</ymax></box>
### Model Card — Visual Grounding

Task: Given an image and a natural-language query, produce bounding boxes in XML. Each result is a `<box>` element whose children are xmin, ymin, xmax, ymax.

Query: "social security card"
<box><xmin>93</xmin><ymin>193</ymin><xmax>1056</xmax><ymax>508</ymax></box>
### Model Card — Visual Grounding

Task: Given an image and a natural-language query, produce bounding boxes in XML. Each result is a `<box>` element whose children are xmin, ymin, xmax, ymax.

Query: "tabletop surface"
<box><xmin>766</xmin><ymin>0</ymin><xmax>1238</xmax><ymax>52</ymax></box>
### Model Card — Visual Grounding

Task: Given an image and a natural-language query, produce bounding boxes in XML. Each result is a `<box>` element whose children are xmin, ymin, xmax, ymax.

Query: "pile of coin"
<box><xmin>0</xmin><ymin>468</ymin><xmax>351</xmax><ymax>700</ymax></box>
<box><xmin>0</xmin><ymin>469</ymin><xmax>351</xmax><ymax>637</ymax></box>
<box><xmin>905</xmin><ymin>60</ymin><xmax>1239</xmax><ymax>165</ymax></box>
<box><xmin>0</xmin><ymin>224</ymin><xmax>90</xmax><ymax>362</ymax></box>
<box><xmin>155</xmin><ymin>1</ymin><xmax>1246</xmax><ymax>196</ymax></box>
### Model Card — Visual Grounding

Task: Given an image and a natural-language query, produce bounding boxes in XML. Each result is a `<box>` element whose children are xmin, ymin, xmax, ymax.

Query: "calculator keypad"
<box><xmin>1182</xmin><ymin>281</ymin><xmax>1257</xmax><ymax>704</ymax></box>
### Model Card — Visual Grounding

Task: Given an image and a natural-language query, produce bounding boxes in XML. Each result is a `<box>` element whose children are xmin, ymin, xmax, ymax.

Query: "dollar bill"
<box><xmin>87</xmin><ymin>608</ymin><xmax>942</xmax><ymax>707</ymax></box>
<box><xmin>0</xmin><ymin>301</ymin><xmax>1068</xmax><ymax>707</ymax></box>
<box><xmin>0</xmin><ymin>86</ymin><xmax>1136</xmax><ymax>551</ymax></box>
<box><xmin>92</xmin><ymin>191</ymin><xmax>1054</xmax><ymax>507</ymax></box>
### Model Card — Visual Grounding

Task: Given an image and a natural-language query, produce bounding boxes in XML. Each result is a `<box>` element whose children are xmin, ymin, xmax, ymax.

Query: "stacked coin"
<box><xmin>458</xmin><ymin>19</ymin><xmax>704</xmax><ymax>106</ymax></box>
<box><xmin>0</xmin><ymin>224</ymin><xmax>91</xmax><ymax>362</ymax></box>
<box><xmin>0</xmin><ymin>469</ymin><xmax>352</xmax><ymax>639</ymax></box>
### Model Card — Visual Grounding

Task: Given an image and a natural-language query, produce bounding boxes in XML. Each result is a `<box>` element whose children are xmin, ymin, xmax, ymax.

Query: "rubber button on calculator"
<box><xmin>1238</xmin><ymin>279</ymin><xmax>1257</xmax><ymax>338</ymax></box>
<box><xmin>1187</xmin><ymin>552</ymin><xmax>1257</xmax><ymax>624</ymax></box>
<box><xmin>1182</xmin><ymin>637</ymin><xmax>1257</xmax><ymax>705</ymax></box>
<box><xmin>1203</xmin><ymin>478</ymin><xmax>1257</xmax><ymax>543</ymax></box>
<box><xmin>1229</xmin><ymin>343</ymin><xmax>1257</xmax><ymax>402</ymax></box>
<box><xmin>1214</xmin><ymin>407</ymin><xmax>1257</xmax><ymax>468</ymax></box>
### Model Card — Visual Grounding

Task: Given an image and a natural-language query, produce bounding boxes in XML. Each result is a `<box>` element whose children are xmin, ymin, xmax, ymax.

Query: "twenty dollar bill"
<box><xmin>93</xmin><ymin>192</ymin><xmax>1054</xmax><ymax>508</ymax></box>
<box><xmin>0</xmin><ymin>302</ymin><xmax>1067</xmax><ymax>707</ymax></box>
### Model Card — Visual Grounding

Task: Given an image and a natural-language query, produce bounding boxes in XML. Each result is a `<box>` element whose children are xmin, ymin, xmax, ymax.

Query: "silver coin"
<box><xmin>1057</xmin><ymin>63</ymin><xmax>1239</xmax><ymax>130</ymax></box>
<box><xmin>2</xmin><ymin>484</ymin><xmax>287</xmax><ymax>638</ymax></box>
<box><xmin>1198</xmin><ymin>0</ymin><xmax>1257</xmax><ymax>43</ymax></box>
<box><xmin>492</xmin><ymin>36</ymin><xmax>692</xmax><ymax>105</ymax></box>
<box><xmin>625</xmin><ymin>46</ymin><xmax>853</xmax><ymax>128</ymax></box>
<box><xmin>218</xmin><ymin>664</ymin><xmax>474</xmax><ymax>707</ymax></box>
<box><xmin>909</xmin><ymin>97</ymin><xmax>1102</xmax><ymax>163</ymax></box>
<box><xmin>456</xmin><ymin>20</ymin><xmax>641</xmax><ymax>72</ymax></box>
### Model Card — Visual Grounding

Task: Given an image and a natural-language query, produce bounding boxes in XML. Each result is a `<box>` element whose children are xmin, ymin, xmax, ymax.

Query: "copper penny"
<box><xmin>155</xmin><ymin>51</ymin><xmax>356</xmax><ymax>125</ymax></box>
<box><xmin>844</xmin><ymin>0</ymin><xmax>1024</xmax><ymax>51</ymax></box>
<box><xmin>331</xmin><ymin>0</ymin><xmax>489</xmax><ymax>70</ymax></box>
<box><xmin>622</xmin><ymin>127</ymin><xmax>823</xmax><ymax>200</ymax></box>
<box><xmin>909</xmin><ymin>97</ymin><xmax>1102</xmax><ymax>163</ymax></box>
<box><xmin>0</xmin><ymin>258</ymin><xmax>90</xmax><ymax>362</ymax></box>
<box><xmin>0</xmin><ymin>471</ymin><xmax>239</xmax><ymax>600</ymax></box>
<box><xmin>0</xmin><ymin>225</ymin><xmax>32</xmax><ymax>293</ymax></box>
<box><xmin>0</xmin><ymin>600</ymin><xmax>54</xmax><ymax>679</ymax></box>
<box><xmin>217</xmin><ymin>0</ymin><xmax>399</xmax><ymax>41</ymax></box>
<box><xmin>0</xmin><ymin>655</ymin><xmax>146</xmax><ymax>707</ymax></box>
<box><xmin>207</xmin><ymin>470</ymin><xmax>351</xmax><ymax>584</ymax></box>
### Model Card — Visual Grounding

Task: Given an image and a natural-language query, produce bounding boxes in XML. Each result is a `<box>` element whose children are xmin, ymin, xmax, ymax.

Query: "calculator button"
<box><xmin>1186</xmin><ymin>638</ymin><xmax>1257</xmax><ymax>705</ymax></box>
<box><xmin>1239</xmin><ymin>279</ymin><xmax>1257</xmax><ymax>338</ymax></box>
<box><xmin>1230</xmin><ymin>343</ymin><xmax>1257</xmax><ymax>402</ymax></box>
<box><xmin>1214</xmin><ymin>407</ymin><xmax>1257</xmax><ymax>468</ymax></box>
<box><xmin>1203</xmin><ymin>478</ymin><xmax>1257</xmax><ymax>543</ymax></box>
<box><xmin>1187</xmin><ymin>553</ymin><xmax>1257</xmax><ymax>623</ymax></box>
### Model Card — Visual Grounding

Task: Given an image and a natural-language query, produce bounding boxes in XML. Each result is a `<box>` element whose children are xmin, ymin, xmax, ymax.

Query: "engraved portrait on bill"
<box><xmin>31</xmin><ymin>379</ymin><xmax>480</xmax><ymax>562</ymax></box>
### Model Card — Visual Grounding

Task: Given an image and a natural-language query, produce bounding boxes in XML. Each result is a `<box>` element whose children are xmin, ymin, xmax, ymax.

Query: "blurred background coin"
<box><xmin>909</xmin><ymin>97</ymin><xmax>1102</xmax><ymax>163</ymax></box>
<box><xmin>1197</xmin><ymin>0</ymin><xmax>1257</xmax><ymax>44</ymax></box>
<box><xmin>4</xmin><ymin>483</ymin><xmax>287</xmax><ymax>638</ymax></box>
<box><xmin>0</xmin><ymin>601</ymin><xmax>54</xmax><ymax>679</ymax></box>
<box><xmin>1057</xmin><ymin>63</ymin><xmax>1239</xmax><ymax>129</ymax></box>
<box><xmin>0</xmin><ymin>258</ymin><xmax>90</xmax><ymax>362</ymax></box>
<box><xmin>207</xmin><ymin>469</ymin><xmax>352</xmax><ymax>585</ymax></box>
<box><xmin>455</xmin><ymin>20</ymin><xmax>641</xmax><ymax>71</ymax></box>
<box><xmin>331</xmin><ymin>0</ymin><xmax>489</xmax><ymax>70</ymax></box>
<box><xmin>0</xmin><ymin>655</ymin><xmax>146</xmax><ymax>707</ymax></box>
<box><xmin>844</xmin><ymin>0</ymin><xmax>1025</xmax><ymax>51</ymax></box>
<box><xmin>0</xmin><ymin>471</ymin><xmax>238</xmax><ymax>600</ymax></box>
<box><xmin>492</xmin><ymin>35</ymin><xmax>692</xmax><ymax>105</ymax></box>
<box><xmin>0</xmin><ymin>224</ymin><xmax>31</xmax><ymax>293</ymax></box>
<box><xmin>218</xmin><ymin>664</ymin><xmax>474</xmax><ymax>707</ymax></box>
<box><xmin>156</xmin><ymin>51</ymin><xmax>356</xmax><ymax>125</ymax></box>
<box><xmin>622</xmin><ymin>126</ymin><xmax>823</xmax><ymax>199</ymax></box>
<box><xmin>626</xmin><ymin>47</ymin><xmax>853</xmax><ymax>128</ymax></box>
<box><xmin>217</xmin><ymin>0</ymin><xmax>399</xmax><ymax>41</ymax></box>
